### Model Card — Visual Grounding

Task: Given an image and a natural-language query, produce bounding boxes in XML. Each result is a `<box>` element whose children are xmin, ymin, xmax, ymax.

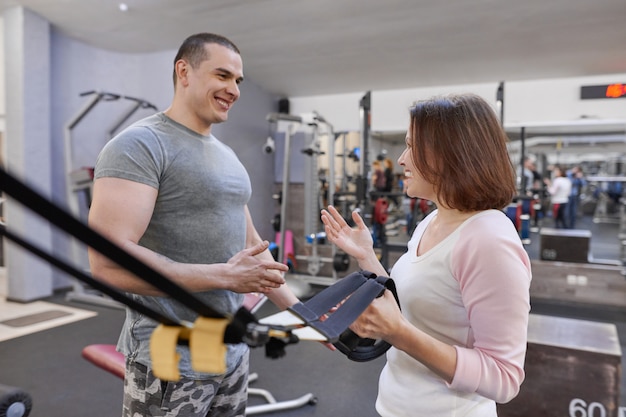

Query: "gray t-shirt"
<box><xmin>94</xmin><ymin>112</ymin><xmax>251</xmax><ymax>377</ymax></box>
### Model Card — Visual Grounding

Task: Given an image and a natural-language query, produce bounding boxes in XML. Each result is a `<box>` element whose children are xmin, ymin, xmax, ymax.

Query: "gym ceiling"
<box><xmin>0</xmin><ymin>0</ymin><xmax>625</xmax><ymax>97</ymax></box>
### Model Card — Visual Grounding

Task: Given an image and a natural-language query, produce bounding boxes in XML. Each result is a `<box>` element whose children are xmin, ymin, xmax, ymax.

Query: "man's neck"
<box><xmin>163</xmin><ymin>106</ymin><xmax>212</xmax><ymax>136</ymax></box>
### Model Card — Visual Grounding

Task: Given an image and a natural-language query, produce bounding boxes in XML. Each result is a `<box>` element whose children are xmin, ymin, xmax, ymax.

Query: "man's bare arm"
<box><xmin>88</xmin><ymin>177</ymin><xmax>287</xmax><ymax>296</ymax></box>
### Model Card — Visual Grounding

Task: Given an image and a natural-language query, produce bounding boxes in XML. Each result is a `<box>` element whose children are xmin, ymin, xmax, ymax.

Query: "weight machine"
<box><xmin>268</xmin><ymin>112</ymin><xmax>341</xmax><ymax>288</ymax></box>
<box><xmin>268</xmin><ymin>93</ymin><xmax>373</xmax><ymax>287</ymax></box>
<box><xmin>64</xmin><ymin>90</ymin><xmax>156</xmax><ymax>308</ymax></box>
<box><xmin>299</xmin><ymin>113</ymin><xmax>339</xmax><ymax>279</ymax></box>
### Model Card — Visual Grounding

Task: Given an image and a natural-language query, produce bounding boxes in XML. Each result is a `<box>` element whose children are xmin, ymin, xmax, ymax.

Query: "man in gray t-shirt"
<box><xmin>88</xmin><ymin>33</ymin><xmax>299</xmax><ymax>417</ymax></box>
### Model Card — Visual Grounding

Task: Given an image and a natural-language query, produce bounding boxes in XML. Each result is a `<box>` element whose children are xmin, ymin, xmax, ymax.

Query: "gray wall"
<box><xmin>3</xmin><ymin>7</ymin><xmax>54</xmax><ymax>300</ymax></box>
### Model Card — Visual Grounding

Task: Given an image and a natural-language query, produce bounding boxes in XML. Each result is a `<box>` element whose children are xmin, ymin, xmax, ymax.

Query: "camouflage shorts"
<box><xmin>122</xmin><ymin>352</ymin><xmax>249</xmax><ymax>417</ymax></box>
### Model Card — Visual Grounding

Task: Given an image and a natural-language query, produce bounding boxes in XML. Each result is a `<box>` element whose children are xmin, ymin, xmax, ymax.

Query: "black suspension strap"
<box><xmin>333</xmin><ymin>275</ymin><xmax>400</xmax><ymax>362</ymax></box>
<box><xmin>0</xmin><ymin>166</ymin><xmax>292</xmax><ymax>379</ymax></box>
<box><xmin>0</xmin><ymin>167</ymin><xmax>224</xmax><ymax>320</ymax></box>
<box><xmin>287</xmin><ymin>270</ymin><xmax>401</xmax><ymax>362</ymax></box>
<box><xmin>0</xmin><ymin>225</ymin><xmax>179</xmax><ymax>327</ymax></box>
<box><xmin>0</xmin><ymin>167</ymin><xmax>264</xmax><ymax>347</ymax></box>
<box><xmin>0</xmin><ymin>213</ymin><xmax>289</xmax><ymax>374</ymax></box>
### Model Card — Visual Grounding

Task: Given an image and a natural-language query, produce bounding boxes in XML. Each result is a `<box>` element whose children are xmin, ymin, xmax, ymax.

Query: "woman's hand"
<box><xmin>320</xmin><ymin>205</ymin><xmax>373</xmax><ymax>262</ymax></box>
<box><xmin>350</xmin><ymin>290</ymin><xmax>404</xmax><ymax>341</ymax></box>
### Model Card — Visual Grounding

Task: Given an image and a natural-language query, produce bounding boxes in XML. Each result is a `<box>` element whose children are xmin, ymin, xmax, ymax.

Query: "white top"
<box><xmin>548</xmin><ymin>176</ymin><xmax>572</xmax><ymax>204</ymax></box>
<box><xmin>376</xmin><ymin>210</ymin><xmax>532</xmax><ymax>417</ymax></box>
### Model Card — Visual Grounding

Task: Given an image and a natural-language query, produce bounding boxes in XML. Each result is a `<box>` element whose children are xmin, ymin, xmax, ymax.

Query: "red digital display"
<box><xmin>605</xmin><ymin>83</ymin><xmax>626</xmax><ymax>98</ymax></box>
<box><xmin>581</xmin><ymin>84</ymin><xmax>626</xmax><ymax>99</ymax></box>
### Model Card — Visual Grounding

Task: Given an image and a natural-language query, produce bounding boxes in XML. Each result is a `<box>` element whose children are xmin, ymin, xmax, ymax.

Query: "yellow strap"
<box><xmin>190</xmin><ymin>316</ymin><xmax>229</xmax><ymax>374</ymax></box>
<box><xmin>150</xmin><ymin>324</ymin><xmax>185</xmax><ymax>381</ymax></box>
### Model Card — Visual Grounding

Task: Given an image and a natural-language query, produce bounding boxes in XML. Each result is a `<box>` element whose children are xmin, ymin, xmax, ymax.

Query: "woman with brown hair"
<box><xmin>321</xmin><ymin>93</ymin><xmax>531</xmax><ymax>416</ymax></box>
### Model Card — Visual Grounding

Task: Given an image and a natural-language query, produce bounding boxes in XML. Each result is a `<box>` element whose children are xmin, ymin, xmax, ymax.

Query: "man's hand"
<box><xmin>226</xmin><ymin>240</ymin><xmax>289</xmax><ymax>294</ymax></box>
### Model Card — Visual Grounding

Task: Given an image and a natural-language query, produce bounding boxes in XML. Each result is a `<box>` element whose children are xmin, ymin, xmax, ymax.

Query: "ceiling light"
<box><xmin>119</xmin><ymin>3</ymin><xmax>129</xmax><ymax>12</ymax></box>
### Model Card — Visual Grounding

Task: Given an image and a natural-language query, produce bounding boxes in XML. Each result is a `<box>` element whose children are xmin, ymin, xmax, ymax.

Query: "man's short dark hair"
<box><xmin>172</xmin><ymin>33</ymin><xmax>240</xmax><ymax>87</ymax></box>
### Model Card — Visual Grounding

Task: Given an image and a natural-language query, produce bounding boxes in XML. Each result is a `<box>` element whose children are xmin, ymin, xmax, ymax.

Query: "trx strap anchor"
<box><xmin>150</xmin><ymin>325</ymin><xmax>191</xmax><ymax>381</ymax></box>
<box><xmin>149</xmin><ymin>317</ymin><xmax>233</xmax><ymax>380</ymax></box>
<box><xmin>189</xmin><ymin>317</ymin><xmax>230</xmax><ymax>374</ymax></box>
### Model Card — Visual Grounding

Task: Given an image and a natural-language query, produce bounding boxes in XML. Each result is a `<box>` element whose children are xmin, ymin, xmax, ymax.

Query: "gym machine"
<box><xmin>267</xmin><ymin>92</ymin><xmax>378</xmax><ymax>287</ymax></box>
<box><xmin>266</xmin><ymin>112</ymin><xmax>303</xmax><ymax>276</ymax></box>
<box><xmin>107</xmin><ymin>95</ymin><xmax>157</xmax><ymax>139</ymax></box>
<box><xmin>268</xmin><ymin>110</ymin><xmax>354</xmax><ymax>289</ymax></box>
<box><xmin>65</xmin><ymin>91</ymin><xmax>157</xmax><ymax>220</ymax></box>
<box><xmin>297</xmin><ymin>112</ymin><xmax>344</xmax><ymax>282</ymax></box>
<box><xmin>355</xmin><ymin>91</ymin><xmax>372</xmax><ymax>214</ymax></box>
<box><xmin>64</xmin><ymin>90</ymin><xmax>156</xmax><ymax>308</ymax></box>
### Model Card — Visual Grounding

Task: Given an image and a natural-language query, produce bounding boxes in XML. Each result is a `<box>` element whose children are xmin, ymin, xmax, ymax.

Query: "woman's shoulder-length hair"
<box><xmin>409</xmin><ymin>93</ymin><xmax>516</xmax><ymax>211</ymax></box>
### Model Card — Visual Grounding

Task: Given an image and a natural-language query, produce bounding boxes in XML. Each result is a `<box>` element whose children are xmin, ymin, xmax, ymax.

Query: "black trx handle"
<box><xmin>333</xmin><ymin>276</ymin><xmax>400</xmax><ymax>362</ymax></box>
<box><xmin>287</xmin><ymin>270</ymin><xmax>400</xmax><ymax>362</ymax></box>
